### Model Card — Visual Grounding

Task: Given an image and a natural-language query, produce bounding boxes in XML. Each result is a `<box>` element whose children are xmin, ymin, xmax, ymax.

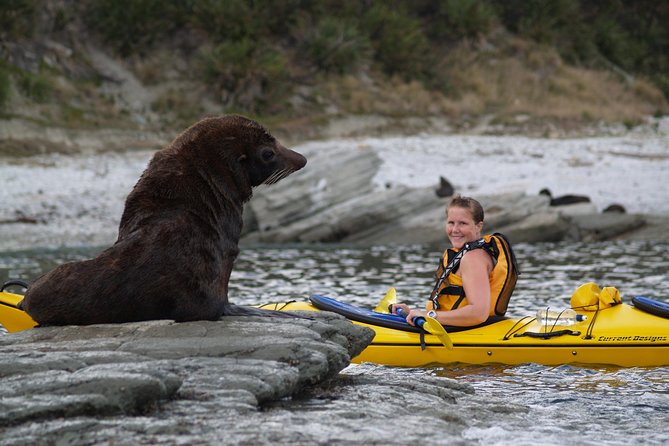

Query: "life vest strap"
<box><xmin>429</xmin><ymin>233</ymin><xmax>519</xmax><ymax>316</ymax></box>
<box><xmin>429</xmin><ymin>238</ymin><xmax>487</xmax><ymax>310</ymax></box>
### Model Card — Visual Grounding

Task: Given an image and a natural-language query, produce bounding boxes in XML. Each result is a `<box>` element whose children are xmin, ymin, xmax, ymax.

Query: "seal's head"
<box><xmin>172</xmin><ymin>115</ymin><xmax>306</xmax><ymax>196</ymax></box>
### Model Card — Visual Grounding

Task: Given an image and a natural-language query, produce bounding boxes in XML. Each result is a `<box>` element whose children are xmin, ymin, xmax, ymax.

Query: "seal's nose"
<box><xmin>278</xmin><ymin>144</ymin><xmax>307</xmax><ymax>170</ymax></box>
<box><xmin>292</xmin><ymin>151</ymin><xmax>307</xmax><ymax>170</ymax></box>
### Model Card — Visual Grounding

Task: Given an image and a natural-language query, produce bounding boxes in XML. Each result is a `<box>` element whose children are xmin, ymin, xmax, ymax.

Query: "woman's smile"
<box><xmin>446</xmin><ymin>206</ymin><xmax>483</xmax><ymax>249</ymax></box>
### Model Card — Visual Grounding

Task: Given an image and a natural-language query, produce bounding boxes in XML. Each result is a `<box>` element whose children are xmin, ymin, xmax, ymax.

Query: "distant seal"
<box><xmin>603</xmin><ymin>204</ymin><xmax>626</xmax><ymax>214</ymax></box>
<box><xmin>539</xmin><ymin>188</ymin><xmax>591</xmax><ymax>206</ymax></box>
<box><xmin>19</xmin><ymin>115</ymin><xmax>307</xmax><ymax>325</ymax></box>
<box><xmin>435</xmin><ymin>176</ymin><xmax>454</xmax><ymax>198</ymax></box>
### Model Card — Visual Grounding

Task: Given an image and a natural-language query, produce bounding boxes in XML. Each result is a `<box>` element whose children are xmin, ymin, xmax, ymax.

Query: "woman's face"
<box><xmin>446</xmin><ymin>206</ymin><xmax>483</xmax><ymax>249</ymax></box>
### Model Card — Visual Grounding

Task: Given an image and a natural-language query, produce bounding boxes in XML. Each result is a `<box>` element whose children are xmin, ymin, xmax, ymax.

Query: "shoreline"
<box><xmin>2</xmin><ymin>113</ymin><xmax>669</xmax><ymax>158</ymax></box>
<box><xmin>1</xmin><ymin>118</ymin><xmax>668</xmax><ymax>251</ymax></box>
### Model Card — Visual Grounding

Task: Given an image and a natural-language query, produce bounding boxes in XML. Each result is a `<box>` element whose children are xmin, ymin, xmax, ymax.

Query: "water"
<box><xmin>1</xmin><ymin>240</ymin><xmax>668</xmax><ymax>445</ymax></box>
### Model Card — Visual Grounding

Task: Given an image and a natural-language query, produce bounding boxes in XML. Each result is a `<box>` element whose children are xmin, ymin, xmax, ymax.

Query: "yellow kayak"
<box><xmin>0</xmin><ymin>289</ymin><xmax>38</xmax><ymax>332</ymax></box>
<box><xmin>258</xmin><ymin>294</ymin><xmax>669</xmax><ymax>368</ymax></box>
<box><xmin>3</xmin><ymin>285</ymin><xmax>668</xmax><ymax>367</ymax></box>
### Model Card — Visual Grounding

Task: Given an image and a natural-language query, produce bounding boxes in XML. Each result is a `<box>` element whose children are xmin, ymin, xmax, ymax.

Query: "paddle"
<box><xmin>394</xmin><ymin>307</ymin><xmax>454</xmax><ymax>350</ymax></box>
<box><xmin>373</xmin><ymin>287</ymin><xmax>397</xmax><ymax>313</ymax></box>
<box><xmin>372</xmin><ymin>287</ymin><xmax>453</xmax><ymax>349</ymax></box>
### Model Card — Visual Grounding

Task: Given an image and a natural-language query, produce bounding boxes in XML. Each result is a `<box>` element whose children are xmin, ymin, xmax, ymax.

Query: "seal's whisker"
<box><xmin>264</xmin><ymin>171</ymin><xmax>280</xmax><ymax>185</ymax></box>
<box><xmin>278</xmin><ymin>169</ymin><xmax>294</xmax><ymax>183</ymax></box>
<box><xmin>265</xmin><ymin>169</ymin><xmax>290</xmax><ymax>185</ymax></box>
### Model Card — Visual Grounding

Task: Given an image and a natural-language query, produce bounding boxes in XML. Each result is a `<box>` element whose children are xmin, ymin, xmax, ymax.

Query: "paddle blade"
<box><xmin>424</xmin><ymin>316</ymin><xmax>454</xmax><ymax>350</ymax></box>
<box><xmin>374</xmin><ymin>287</ymin><xmax>397</xmax><ymax>313</ymax></box>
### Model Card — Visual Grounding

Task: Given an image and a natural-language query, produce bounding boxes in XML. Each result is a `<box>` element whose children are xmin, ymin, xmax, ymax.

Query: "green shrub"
<box><xmin>0</xmin><ymin>67</ymin><xmax>11</xmax><ymax>109</ymax></box>
<box><xmin>191</xmin><ymin>0</ymin><xmax>303</xmax><ymax>43</ymax></box>
<box><xmin>427</xmin><ymin>0</ymin><xmax>497</xmax><ymax>41</ymax></box>
<box><xmin>191</xmin><ymin>0</ymin><xmax>252</xmax><ymax>41</ymax></box>
<box><xmin>198</xmin><ymin>39</ymin><xmax>289</xmax><ymax>113</ymax></box>
<box><xmin>299</xmin><ymin>17</ymin><xmax>371</xmax><ymax>74</ymax></box>
<box><xmin>83</xmin><ymin>0</ymin><xmax>190</xmax><ymax>55</ymax></box>
<box><xmin>0</xmin><ymin>0</ymin><xmax>37</xmax><ymax>39</ymax></box>
<box><xmin>492</xmin><ymin>0</ymin><xmax>669</xmax><ymax>100</ymax></box>
<box><xmin>17</xmin><ymin>70</ymin><xmax>52</xmax><ymax>102</ymax></box>
<box><xmin>361</xmin><ymin>4</ymin><xmax>431</xmax><ymax>80</ymax></box>
<box><xmin>653</xmin><ymin>74</ymin><xmax>669</xmax><ymax>101</ymax></box>
<box><xmin>494</xmin><ymin>0</ymin><xmax>582</xmax><ymax>43</ymax></box>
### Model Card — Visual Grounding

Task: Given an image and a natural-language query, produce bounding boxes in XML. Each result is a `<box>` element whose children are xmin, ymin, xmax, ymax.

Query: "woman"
<box><xmin>393</xmin><ymin>195</ymin><xmax>518</xmax><ymax>327</ymax></box>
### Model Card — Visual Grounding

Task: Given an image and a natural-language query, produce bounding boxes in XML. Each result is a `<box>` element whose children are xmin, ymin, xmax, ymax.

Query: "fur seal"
<box><xmin>19</xmin><ymin>115</ymin><xmax>306</xmax><ymax>325</ymax></box>
<box><xmin>435</xmin><ymin>176</ymin><xmax>454</xmax><ymax>198</ymax></box>
<box><xmin>603</xmin><ymin>204</ymin><xmax>626</xmax><ymax>214</ymax></box>
<box><xmin>539</xmin><ymin>188</ymin><xmax>591</xmax><ymax>206</ymax></box>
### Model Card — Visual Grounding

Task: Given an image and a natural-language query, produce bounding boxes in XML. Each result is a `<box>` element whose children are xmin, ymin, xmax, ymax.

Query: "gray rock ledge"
<box><xmin>241</xmin><ymin>146</ymin><xmax>665</xmax><ymax>245</ymax></box>
<box><xmin>0</xmin><ymin>311</ymin><xmax>374</xmax><ymax>431</ymax></box>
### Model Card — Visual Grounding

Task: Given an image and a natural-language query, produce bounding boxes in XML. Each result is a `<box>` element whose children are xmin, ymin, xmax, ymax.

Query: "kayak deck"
<box><xmin>2</xmin><ymin>289</ymin><xmax>668</xmax><ymax>367</ymax></box>
<box><xmin>0</xmin><ymin>291</ymin><xmax>37</xmax><ymax>332</ymax></box>
<box><xmin>260</xmin><ymin>295</ymin><xmax>669</xmax><ymax>367</ymax></box>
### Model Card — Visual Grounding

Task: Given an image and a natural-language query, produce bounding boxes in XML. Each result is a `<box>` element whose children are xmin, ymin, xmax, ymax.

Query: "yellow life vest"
<box><xmin>428</xmin><ymin>233</ymin><xmax>519</xmax><ymax>317</ymax></box>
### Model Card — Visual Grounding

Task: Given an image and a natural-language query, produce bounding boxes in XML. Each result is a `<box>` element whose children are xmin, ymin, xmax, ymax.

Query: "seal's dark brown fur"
<box><xmin>19</xmin><ymin>115</ymin><xmax>306</xmax><ymax>325</ymax></box>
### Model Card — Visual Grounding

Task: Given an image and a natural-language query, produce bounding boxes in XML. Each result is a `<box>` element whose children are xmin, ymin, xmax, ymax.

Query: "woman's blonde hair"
<box><xmin>448</xmin><ymin>195</ymin><xmax>484</xmax><ymax>223</ymax></box>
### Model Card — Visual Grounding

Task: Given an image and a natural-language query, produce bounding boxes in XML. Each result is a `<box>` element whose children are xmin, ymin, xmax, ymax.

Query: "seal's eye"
<box><xmin>261</xmin><ymin>148</ymin><xmax>275</xmax><ymax>162</ymax></box>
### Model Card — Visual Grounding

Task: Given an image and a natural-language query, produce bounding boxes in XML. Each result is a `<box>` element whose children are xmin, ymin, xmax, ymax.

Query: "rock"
<box><xmin>247</xmin><ymin>145</ymin><xmax>380</xmax><ymax>234</ymax></box>
<box><xmin>245</xmin><ymin>144</ymin><xmax>649</xmax><ymax>245</ymax></box>
<box><xmin>0</xmin><ymin>312</ymin><xmax>374</xmax><ymax>428</ymax></box>
<box><xmin>2</xmin><ymin>134</ymin><xmax>666</xmax><ymax>248</ymax></box>
<box><xmin>494</xmin><ymin>212</ymin><xmax>571</xmax><ymax>243</ymax></box>
<box><xmin>566</xmin><ymin>213</ymin><xmax>646</xmax><ymax>241</ymax></box>
<box><xmin>346</xmin><ymin>201</ymin><xmax>445</xmax><ymax>245</ymax></box>
<box><xmin>244</xmin><ymin>150</ymin><xmax>656</xmax><ymax>244</ymax></box>
<box><xmin>258</xmin><ymin>185</ymin><xmax>441</xmax><ymax>244</ymax></box>
<box><xmin>613</xmin><ymin>214</ymin><xmax>669</xmax><ymax>240</ymax></box>
<box><xmin>549</xmin><ymin>202</ymin><xmax>599</xmax><ymax>216</ymax></box>
<box><xmin>481</xmin><ymin>192</ymin><xmax>551</xmax><ymax>229</ymax></box>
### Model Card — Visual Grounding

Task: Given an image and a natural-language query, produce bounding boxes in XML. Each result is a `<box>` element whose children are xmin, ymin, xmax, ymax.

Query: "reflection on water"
<box><xmin>1</xmin><ymin>240</ymin><xmax>668</xmax><ymax>445</ymax></box>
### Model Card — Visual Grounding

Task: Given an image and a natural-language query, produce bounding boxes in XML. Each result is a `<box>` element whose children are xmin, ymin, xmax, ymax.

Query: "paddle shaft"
<box><xmin>393</xmin><ymin>306</ymin><xmax>454</xmax><ymax>350</ymax></box>
<box><xmin>393</xmin><ymin>306</ymin><xmax>428</xmax><ymax>328</ymax></box>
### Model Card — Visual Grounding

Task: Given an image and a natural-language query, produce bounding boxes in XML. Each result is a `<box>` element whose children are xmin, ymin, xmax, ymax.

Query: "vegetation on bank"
<box><xmin>1</xmin><ymin>0</ymin><xmax>668</xmax><ymax>131</ymax></box>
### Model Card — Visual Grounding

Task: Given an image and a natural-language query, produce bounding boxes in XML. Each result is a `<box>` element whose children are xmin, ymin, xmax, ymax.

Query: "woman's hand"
<box><xmin>391</xmin><ymin>303</ymin><xmax>410</xmax><ymax>313</ymax></box>
<box><xmin>392</xmin><ymin>304</ymin><xmax>428</xmax><ymax>326</ymax></box>
<box><xmin>406</xmin><ymin>309</ymin><xmax>427</xmax><ymax>326</ymax></box>
<box><xmin>391</xmin><ymin>303</ymin><xmax>411</xmax><ymax>317</ymax></box>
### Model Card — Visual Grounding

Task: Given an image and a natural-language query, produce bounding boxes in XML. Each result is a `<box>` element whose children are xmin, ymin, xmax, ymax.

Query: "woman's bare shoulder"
<box><xmin>461</xmin><ymin>248</ymin><xmax>493</xmax><ymax>271</ymax></box>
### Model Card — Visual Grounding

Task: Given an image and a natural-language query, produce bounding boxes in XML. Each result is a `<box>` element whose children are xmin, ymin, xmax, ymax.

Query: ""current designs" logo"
<box><xmin>597</xmin><ymin>335</ymin><xmax>667</xmax><ymax>342</ymax></box>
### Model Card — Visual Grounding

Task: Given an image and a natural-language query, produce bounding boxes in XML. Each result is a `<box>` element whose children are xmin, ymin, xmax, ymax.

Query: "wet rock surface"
<box><xmin>0</xmin><ymin>360</ymin><xmax>485</xmax><ymax>445</ymax></box>
<box><xmin>0</xmin><ymin>311</ymin><xmax>375</xmax><ymax>443</ymax></box>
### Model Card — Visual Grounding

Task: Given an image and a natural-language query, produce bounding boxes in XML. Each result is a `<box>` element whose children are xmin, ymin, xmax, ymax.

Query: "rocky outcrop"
<box><xmin>1</xmin><ymin>133</ymin><xmax>664</xmax><ymax>251</ymax></box>
<box><xmin>242</xmin><ymin>148</ymin><xmax>651</xmax><ymax>245</ymax></box>
<box><xmin>0</xmin><ymin>311</ymin><xmax>374</xmax><ymax>429</ymax></box>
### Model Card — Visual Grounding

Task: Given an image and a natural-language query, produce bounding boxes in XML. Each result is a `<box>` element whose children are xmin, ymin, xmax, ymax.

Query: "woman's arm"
<box><xmin>407</xmin><ymin>249</ymin><xmax>492</xmax><ymax>327</ymax></box>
